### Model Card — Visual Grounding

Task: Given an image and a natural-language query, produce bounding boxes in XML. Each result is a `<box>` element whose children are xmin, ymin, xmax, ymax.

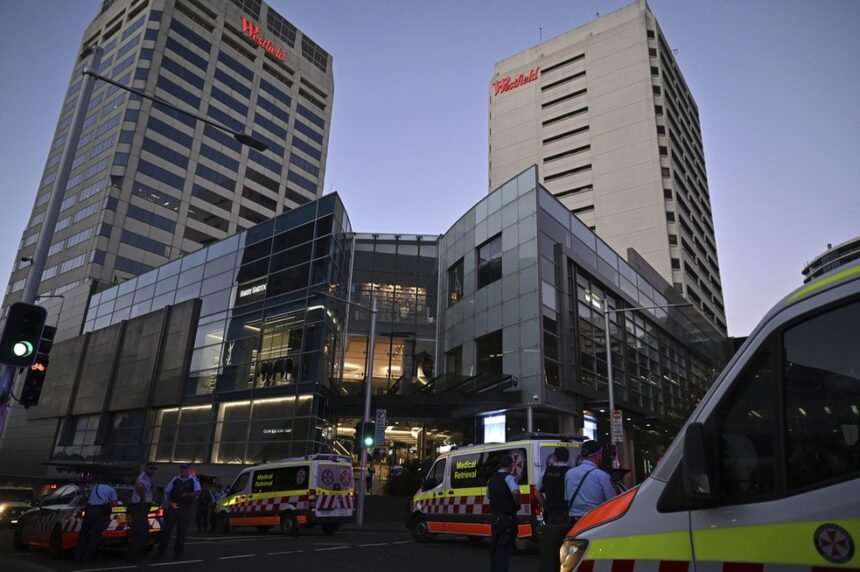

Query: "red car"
<box><xmin>12</xmin><ymin>483</ymin><xmax>163</xmax><ymax>559</ymax></box>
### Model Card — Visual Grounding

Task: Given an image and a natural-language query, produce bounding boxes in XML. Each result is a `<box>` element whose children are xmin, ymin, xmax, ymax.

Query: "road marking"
<box><xmin>392</xmin><ymin>540</ymin><xmax>412</xmax><ymax>544</ymax></box>
<box><xmin>358</xmin><ymin>542</ymin><xmax>388</xmax><ymax>547</ymax></box>
<box><xmin>74</xmin><ymin>567</ymin><xmax>137</xmax><ymax>572</ymax></box>
<box><xmin>267</xmin><ymin>550</ymin><xmax>303</xmax><ymax>555</ymax></box>
<box><xmin>148</xmin><ymin>560</ymin><xmax>204</xmax><ymax>567</ymax></box>
<box><xmin>314</xmin><ymin>546</ymin><xmax>350</xmax><ymax>551</ymax></box>
<box><xmin>218</xmin><ymin>554</ymin><xmax>256</xmax><ymax>560</ymax></box>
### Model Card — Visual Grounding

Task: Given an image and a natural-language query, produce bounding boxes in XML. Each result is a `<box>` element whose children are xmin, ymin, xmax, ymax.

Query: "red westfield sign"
<box><xmin>493</xmin><ymin>67</ymin><xmax>540</xmax><ymax>96</ymax></box>
<box><xmin>241</xmin><ymin>16</ymin><xmax>287</xmax><ymax>61</ymax></box>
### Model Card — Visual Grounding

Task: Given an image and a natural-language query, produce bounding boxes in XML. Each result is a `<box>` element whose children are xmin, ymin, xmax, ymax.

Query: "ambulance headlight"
<box><xmin>560</xmin><ymin>539</ymin><xmax>588</xmax><ymax>571</ymax></box>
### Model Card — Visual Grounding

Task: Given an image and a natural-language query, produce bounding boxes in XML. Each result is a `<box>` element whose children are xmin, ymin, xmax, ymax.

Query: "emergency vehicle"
<box><xmin>561</xmin><ymin>260</ymin><xmax>860</xmax><ymax>571</ymax></box>
<box><xmin>0</xmin><ymin>486</ymin><xmax>34</xmax><ymax>528</ymax></box>
<box><xmin>215</xmin><ymin>453</ymin><xmax>355</xmax><ymax>535</ymax></box>
<box><xmin>408</xmin><ymin>437</ymin><xmax>583</xmax><ymax>543</ymax></box>
<box><xmin>12</xmin><ymin>483</ymin><xmax>163</xmax><ymax>558</ymax></box>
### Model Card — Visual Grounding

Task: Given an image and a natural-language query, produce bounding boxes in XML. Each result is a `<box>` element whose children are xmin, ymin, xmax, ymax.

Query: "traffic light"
<box><xmin>19</xmin><ymin>325</ymin><xmax>55</xmax><ymax>408</ymax></box>
<box><xmin>357</xmin><ymin>421</ymin><xmax>376</xmax><ymax>449</ymax></box>
<box><xmin>0</xmin><ymin>303</ymin><xmax>47</xmax><ymax>368</ymax></box>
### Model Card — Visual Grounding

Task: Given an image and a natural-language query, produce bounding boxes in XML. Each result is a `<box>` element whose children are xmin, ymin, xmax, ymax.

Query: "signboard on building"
<box><xmin>611</xmin><ymin>409</ymin><xmax>624</xmax><ymax>443</ymax></box>
<box><xmin>492</xmin><ymin>67</ymin><xmax>540</xmax><ymax>96</ymax></box>
<box><xmin>374</xmin><ymin>408</ymin><xmax>386</xmax><ymax>445</ymax></box>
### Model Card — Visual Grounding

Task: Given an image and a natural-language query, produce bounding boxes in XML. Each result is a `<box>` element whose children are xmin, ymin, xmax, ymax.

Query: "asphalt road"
<box><xmin>0</xmin><ymin>525</ymin><xmax>540</xmax><ymax>572</ymax></box>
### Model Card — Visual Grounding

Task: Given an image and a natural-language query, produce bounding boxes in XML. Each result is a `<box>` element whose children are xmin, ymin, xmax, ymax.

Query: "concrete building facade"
<box><xmin>489</xmin><ymin>0</ymin><xmax>726</xmax><ymax>334</ymax></box>
<box><xmin>3</xmin><ymin>0</ymin><xmax>333</xmax><ymax>335</ymax></box>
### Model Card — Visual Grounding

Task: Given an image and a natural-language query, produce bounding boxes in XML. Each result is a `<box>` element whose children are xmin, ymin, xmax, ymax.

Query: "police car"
<box><xmin>216</xmin><ymin>454</ymin><xmax>355</xmax><ymax>535</ymax></box>
<box><xmin>0</xmin><ymin>486</ymin><xmax>34</xmax><ymax>528</ymax></box>
<box><xmin>560</xmin><ymin>261</ymin><xmax>860</xmax><ymax>570</ymax></box>
<box><xmin>408</xmin><ymin>437</ymin><xmax>583</xmax><ymax>544</ymax></box>
<box><xmin>12</xmin><ymin>483</ymin><xmax>163</xmax><ymax>559</ymax></box>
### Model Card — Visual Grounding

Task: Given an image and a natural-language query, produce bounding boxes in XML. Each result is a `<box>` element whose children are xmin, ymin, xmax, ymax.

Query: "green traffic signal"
<box><xmin>13</xmin><ymin>341</ymin><xmax>34</xmax><ymax>357</ymax></box>
<box><xmin>363</xmin><ymin>434</ymin><xmax>374</xmax><ymax>447</ymax></box>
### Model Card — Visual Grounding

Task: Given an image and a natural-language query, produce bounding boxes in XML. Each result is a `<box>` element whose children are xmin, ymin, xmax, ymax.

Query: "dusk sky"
<box><xmin>0</xmin><ymin>0</ymin><xmax>857</xmax><ymax>337</ymax></box>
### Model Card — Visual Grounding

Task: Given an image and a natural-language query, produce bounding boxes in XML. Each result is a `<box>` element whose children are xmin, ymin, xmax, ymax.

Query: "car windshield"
<box><xmin>115</xmin><ymin>488</ymin><xmax>135</xmax><ymax>505</ymax></box>
<box><xmin>0</xmin><ymin>488</ymin><xmax>34</xmax><ymax>503</ymax></box>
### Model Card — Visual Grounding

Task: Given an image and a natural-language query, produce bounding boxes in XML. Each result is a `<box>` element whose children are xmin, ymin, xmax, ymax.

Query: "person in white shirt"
<box><xmin>75</xmin><ymin>479</ymin><xmax>118</xmax><ymax>563</ymax></box>
<box><xmin>127</xmin><ymin>463</ymin><xmax>158</xmax><ymax>561</ymax></box>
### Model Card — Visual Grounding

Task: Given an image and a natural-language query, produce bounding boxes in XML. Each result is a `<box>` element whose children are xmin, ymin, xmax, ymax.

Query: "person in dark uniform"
<box><xmin>158</xmin><ymin>464</ymin><xmax>201</xmax><ymax>559</ymax></box>
<box><xmin>75</xmin><ymin>480</ymin><xmax>118</xmax><ymax>563</ymax></box>
<box><xmin>537</xmin><ymin>447</ymin><xmax>572</xmax><ymax>572</ymax></box>
<box><xmin>486</xmin><ymin>454</ymin><xmax>520</xmax><ymax>572</ymax></box>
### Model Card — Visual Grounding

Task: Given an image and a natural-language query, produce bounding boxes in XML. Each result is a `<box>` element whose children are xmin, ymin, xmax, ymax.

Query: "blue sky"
<box><xmin>0</xmin><ymin>0</ymin><xmax>858</xmax><ymax>337</ymax></box>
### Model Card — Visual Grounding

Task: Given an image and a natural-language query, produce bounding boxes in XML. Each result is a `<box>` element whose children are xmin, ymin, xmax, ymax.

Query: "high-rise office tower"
<box><xmin>3</xmin><ymin>0</ymin><xmax>333</xmax><ymax>330</ymax></box>
<box><xmin>489</xmin><ymin>0</ymin><xmax>726</xmax><ymax>333</ymax></box>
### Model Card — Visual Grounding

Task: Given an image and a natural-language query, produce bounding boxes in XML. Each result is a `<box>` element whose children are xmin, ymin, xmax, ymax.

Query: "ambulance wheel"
<box><xmin>216</xmin><ymin>513</ymin><xmax>231</xmax><ymax>533</ymax></box>
<box><xmin>257</xmin><ymin>526</ymin><xmax>272</xmax><ymax>533</ymax></box>
<box><xmin>321</xmin><ymin>523</ymin><xmax>339</xmax><ymax>535</ymax></box>
<box><xmin>12</xmin><ymin>525</ymin><xmax>26</xmax><ymax>551</ymax></box>
<box><xmin>48</xmin><ymin>526</ymin><xmax>65</xmax><ymax>560</ymax></box>
<box><xmin>279</xmin><ymin>512</ymin><xmax>298</xmax><ymax>536</ymax></box>
<box><xmin>411</xmin><ymin>515</ymin><xmax>432</xmax><ymax>543</ymax></box>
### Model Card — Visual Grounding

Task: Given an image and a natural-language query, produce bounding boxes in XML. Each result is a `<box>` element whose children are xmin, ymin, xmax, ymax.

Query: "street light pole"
<box><xmin>602</xmin><ymin>301</ymin><xmax>692</xmax><ymax>468</ymax></box>
<box><xmin>312</xmin><ymin>291</ymin><xmax>377</xmax><ymax>526</ymax></box>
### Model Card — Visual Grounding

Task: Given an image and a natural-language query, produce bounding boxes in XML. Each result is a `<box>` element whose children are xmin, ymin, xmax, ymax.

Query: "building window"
<box><xmin>655</xmin><ymin>105</ymin><xmax>664</xmax><ymax>115</ymax></box>
<box><xmin>668</xmin><ymin>234</ymin><xmax>678</xmax><ymax>245</ymax></box>
<box><xmin>662</xmin><ymin>167</ymin><xmax>671</xmax><ymax>178</ymax></box>
<box><xmin>657</xmin><ymin>125</ymin><xmax>665</xmax><ymax>135</ymax></box>
<box><xmin>447</xmin><ymin>258</ymin><xmax>464</xmax><ymax>307</ymax></box>
<box><xmin>476</xmin><ymin>234</ymin><xmax>502</xmax><ymax>289</ymax></box>
<box><xmin>671</xmin><ymin>258</ymin><xmax>680</xmax><ymax>269</ymax></box>
<box><xmin>476</xmin><ymin>330</ymin><xmax>503</xmax><ymax>376</ymax></box>
<box><xmin>446</xmin><ymin>346</ymin><xmax>462</xmax><ymax>376</ymax></box>
<box><xmin>666</xmin><ymin>211</ymin><xmax>675</xmax><ymax>222</ymax></box>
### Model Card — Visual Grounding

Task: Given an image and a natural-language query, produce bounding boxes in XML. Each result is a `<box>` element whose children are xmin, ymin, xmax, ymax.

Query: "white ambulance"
<box><xmin>560</xmin><ymin>261</ymin><xmax>860</xmax><ymax>570</ymax></box>
<box><xmin>408</xmin><ymin>436</ymin><xmax>583</xmax><ymax>544</ymax></box>
<box><xmin>215</xmin><ymin>454</ymin><xmax>355</xmax><ymax>535</ymax></box>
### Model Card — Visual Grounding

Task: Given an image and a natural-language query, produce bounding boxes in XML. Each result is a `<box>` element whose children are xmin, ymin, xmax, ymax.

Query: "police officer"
<box><xmin>127</xmin><ymin>463</ymin><xmax>157</xmax><ymax>562</ymax></box>
<box><xmin>565</xmin><ymin>440</ymin><xmax>616</xmax><ymax>522</ymax></box>
<box><xmin>486</xmin><ymin>454</ymin><xmax>520</xmax><ymax>572</ymax></box>
<box><xmin>158</xmin><ymin>464</ymin><xmax>201</xmax><ymax>559</ymax></box>
<box><xmin>537</xmin><ymin>447</ymin><xmax>572</xmax><ymax>572</ymax></box>
<box><xmin>75</xmin><ymin>479</ymin><xmax>118</xmax><ymax>563</ymax></box>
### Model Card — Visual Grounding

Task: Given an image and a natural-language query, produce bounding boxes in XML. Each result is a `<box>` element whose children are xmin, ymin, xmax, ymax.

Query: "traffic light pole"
<box><xmin>357</xmin><ymin>297</ymin><xmax>377</xmax><ymax>527</ymax></box>
<box><xmin>0</xmin><ymin>47</ymin><xmax>102</xmax><ymax>431</ymax></box>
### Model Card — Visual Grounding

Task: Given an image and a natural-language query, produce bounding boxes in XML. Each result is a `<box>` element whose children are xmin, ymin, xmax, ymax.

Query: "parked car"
<box><xmin>13</xmin><ymin>483</ymin><xmax>163</xmax><ymax>559</ymax></box>
<box><xmin>0</xmin><ymin>486</ymin><xmax>35</xmax><ymax>528</ymax></box>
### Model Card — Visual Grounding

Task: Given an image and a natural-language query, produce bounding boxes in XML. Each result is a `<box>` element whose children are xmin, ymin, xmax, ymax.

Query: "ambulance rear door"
<box><xmin>686</xmin><ymin>295</ymin><xmax>860</xmax><ymax>569</ymax></box>
<box><xmin>315</xmin><ymin>463</ymin><xmax>354</xmax><ymax>517</ymax></box>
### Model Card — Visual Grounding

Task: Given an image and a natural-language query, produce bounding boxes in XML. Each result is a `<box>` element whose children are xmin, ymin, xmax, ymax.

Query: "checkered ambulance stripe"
<box><xmin>225</xmin><ymin>495</ymin><xmax>309</xmax><ymax>514</ymax></box>
<box><xmin>412</xmin><ymin>495</ymin><xmax>529</xmax><ymax>516</ymax></box>
<box><xmin>316</xmin><ymin>494</ymin><xmax>354</xmax><ymax>511</ymax></box>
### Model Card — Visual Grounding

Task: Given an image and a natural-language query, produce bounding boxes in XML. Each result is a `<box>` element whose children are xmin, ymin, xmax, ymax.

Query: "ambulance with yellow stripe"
<box><xmin>408</xmin><ymin>437</ymin><xmax>583</xmax><ymax>543</ymax></box>
<box><xmin>215</xmin><ymin>454</ymin><xmax>354</xmax><ymax>535</ymax></box>
<box><xmin>561</xmin><ymin>261</ymin><xmax>860</xmax><ymax>571</ymax></box>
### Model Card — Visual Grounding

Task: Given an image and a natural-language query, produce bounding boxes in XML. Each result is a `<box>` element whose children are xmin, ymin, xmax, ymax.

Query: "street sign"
<box><xmin>610</xmin><ymin>409</ymin><xmax>624</xmax><ymax>443</ymax></box>
<box><xmin>374</xmin><ymin>408</ymin><xmax>386</xmax><ymax>445</ymax></box>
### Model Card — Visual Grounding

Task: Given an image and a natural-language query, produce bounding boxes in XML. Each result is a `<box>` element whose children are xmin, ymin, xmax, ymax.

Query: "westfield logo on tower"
<box><xmin>241</xmin><ymin>16</ymin><xmax>287</xmax><ymax>61</ymax></box>
<box><xmin>492</xmin><ymin>67</ymin><xmax>540</xmax><ymax>96</ymax></box>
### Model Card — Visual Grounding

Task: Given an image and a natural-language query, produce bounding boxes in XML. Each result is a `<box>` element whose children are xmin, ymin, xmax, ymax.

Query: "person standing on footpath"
<box><xmin>75</xmin><ymin>478</ymin><xmax>118</xmax><ymax>563</ymax></box>
<box><xmin>537</xmin><ymin>447</ymin><xmax>572</xmax><ymax>572</ymax></box>
<box><xmin>565</xmin><ymin>441</ymin><xmax>617</xmax><ymax>523</ymax></box>
<box><xmin>158</xmin><ymin>464</ymin><xmax>201</xmax><ymax>559</ymax></box>
<box><xmin>127</xmin><ymin>463</ymin><xmax>157</xmax><ymax>562</ymax></box>
<box><xmin>486</xmin><ymin>454</ymin><xmax>521</xmax><ymax>572</ymax></box>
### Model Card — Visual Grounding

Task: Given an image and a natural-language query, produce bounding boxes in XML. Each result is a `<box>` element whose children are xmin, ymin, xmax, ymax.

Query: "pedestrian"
<box><xmin>158</xmin><ymin>464</ymin><xmax>201</xmax><ymax>559</ymax></box>
<box><xmin>537</xmin><ymin>447</ymin><xmax>572</xmax><ymax>572</ymax></box>
<box><xmin>195</xmin><ymin>480</ymin><xmax>211</xmax><ymax>532</ymax></box>
<box><xmin>486</xmin><ymin>454</ymin><xmax>520</xmax><ymax>572</ymax></box>
<box><xmin>366</xmin><ymin>464</ymin><xmax>375</xmax><ymax>494</ymax></box>
<box><xmin>207</xmin><ymin>482</ymin><xmax>226</xmax><ymax>532</ymax></box>
<box><xmin>75</xmin><ymin>479</ymin><xmax>118</xmax><ymax>563</ymax></box>
<box><xmin>564</xmin><ymin>441</ymin><xmax>617</xmax><ymax>525</ymax></box>
<box><xmin>127</xmin><ymin>463</ymin><xmax>158</xmax><ymax>562</ymax></box>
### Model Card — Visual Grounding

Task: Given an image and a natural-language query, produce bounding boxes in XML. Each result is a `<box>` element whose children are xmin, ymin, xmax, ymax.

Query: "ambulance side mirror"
<box><xmin>682</xmin><ymin>422</ymin><xmax>715</xmax><ymax>501</ymax></box>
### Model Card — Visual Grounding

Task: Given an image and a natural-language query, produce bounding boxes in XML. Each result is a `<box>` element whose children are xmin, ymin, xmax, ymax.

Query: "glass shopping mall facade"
<box><xmin>12</xmin><ymin>167</ymin><xmax>726</xmax><ymax>482</ymax></box>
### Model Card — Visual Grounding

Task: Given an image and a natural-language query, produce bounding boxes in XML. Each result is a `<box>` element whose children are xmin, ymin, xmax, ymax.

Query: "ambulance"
<box><xmin>560</xmin><ymin>261</ymin><xmax>860</xmax><ymax>570</ymax></box>
<box><xmin>215</xmin><ymin>454</ymin><xmax>355</xmax><ymax>535</ymax></box>
<box><xmin>408</xmin><ymin>436</ymin><xmax>583</xmax><ymax>543</ymax></box>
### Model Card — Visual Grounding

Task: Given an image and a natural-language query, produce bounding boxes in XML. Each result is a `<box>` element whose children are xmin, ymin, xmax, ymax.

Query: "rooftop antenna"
<box><xmin>596</xmin><ymin>11</ymin><xmax>600</xmax><ymax>18</ymax></box>
<box><xmin>539</xmin><ymin>27</ymin><xmax>542</xmax><ymax>41</ymax></box>
<box><xmin>673</xmin><ymin>48</ymin><xmax>679</xmax><ymax>55</ymax></box>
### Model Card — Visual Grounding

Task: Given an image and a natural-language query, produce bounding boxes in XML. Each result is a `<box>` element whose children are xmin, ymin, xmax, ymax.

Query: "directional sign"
<box><xmin>611</xmin><ymin>409</ymin><xmax>624</xmax><ymax>443</ymax></box>
<box><xmin>374</xmin><ymin>408</ymin><xmax>387</xmax><ymax>445</ymax></box>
